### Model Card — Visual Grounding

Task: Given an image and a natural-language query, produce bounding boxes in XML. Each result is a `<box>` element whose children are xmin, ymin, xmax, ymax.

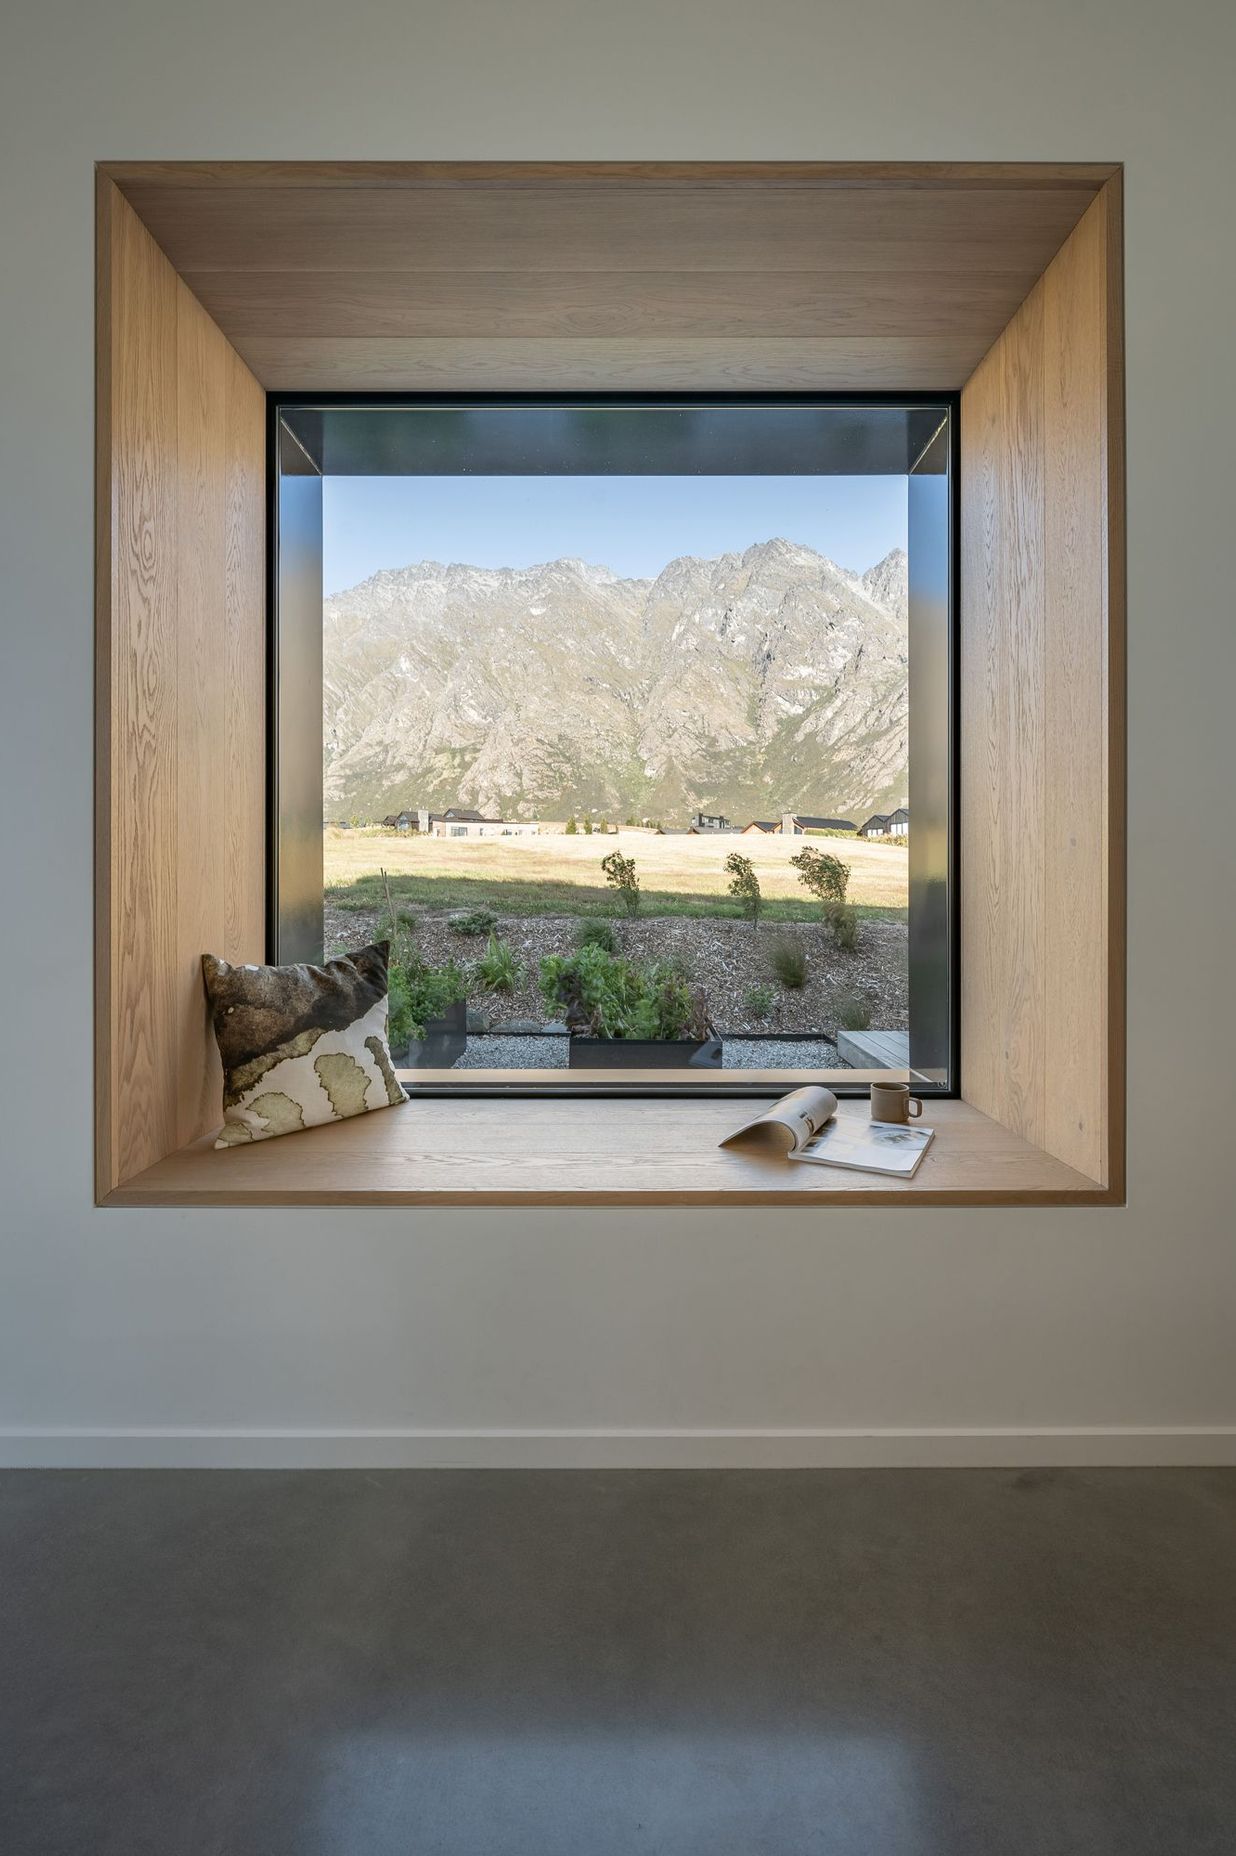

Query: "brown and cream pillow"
<box><xmin>201</xmin><ymin>941</ymin><xmax>407</xmax><ymax>1148</ymax></box>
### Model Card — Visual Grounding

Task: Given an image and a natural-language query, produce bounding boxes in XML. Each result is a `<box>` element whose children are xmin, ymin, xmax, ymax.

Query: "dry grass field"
<box><xmin>325</xmin><ymin>825</ymin><xmax>908</xmax><ymax>922</ymax></box>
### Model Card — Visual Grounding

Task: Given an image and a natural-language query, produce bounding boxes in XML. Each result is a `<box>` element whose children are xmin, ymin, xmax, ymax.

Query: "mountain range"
<box><xmin>322</xmin><ymin>538</ymin><xmax>909</xmax><ymax>824</ymax></box>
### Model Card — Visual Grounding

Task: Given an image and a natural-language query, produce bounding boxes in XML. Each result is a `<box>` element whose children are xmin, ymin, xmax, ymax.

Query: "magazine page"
<box><xmin>719</xmin><ymin>1085</ymin><xmax>839</xmax><ymax>1155</ymax></box>
<box><xmin>790</xmin><ymin>1116</ymin><xmax>935</xmax><ymax>1178</ymax></box>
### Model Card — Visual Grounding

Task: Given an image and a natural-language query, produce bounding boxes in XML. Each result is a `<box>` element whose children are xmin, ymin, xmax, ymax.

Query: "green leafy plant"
<box><xmin>448</xmin><ymin>906</ymin><xmax>499</xmax><ymax>938</ymax></box>
<box><xmin>474</xmin><ymin>932</ymin><xmax>521</xmax><ymax>993</ymax></box>
<box><xmin>724</xmin><ymin>850</ymin><xmax>763</xmax><ymax>930</ymax></box>
<box><xmin>565</xmin><ymin>816</ymin><xmax>578</xmax><ymax>835</ymax></box>
<box><xmin>575</xmin><ymin>918</ymin><xmax>617</xmax><ymax>953</ymax></box>
<box><xmin>790</xmin><ymin>844</ymin><xmax>850</xmax><ymax>906</ymax></box>
<box><xmin>387</xmin><ymin>954</ymin><xmax>467</xmax><ymax>1047</ymax></box>
<box><xmin>744</xmin><ymin>982</ymin><xmax>776</xmax><ymax>1020</ymax></box>
<box><xmin>834</xmin><ymin>987</ymin><xmax>872</xmax><ymax>1032</ymax></box>
<box><xmin>601</xmin><ymin>848</ymin><xmax>641</xmax><ymax>917</ymax></box>
<box><xmin>768</xmin><ymin>935</ymin><xmax>808</xmax><ymax>989</ymax></box>
<box><xmin>539</xmin><ymin>944</ymin><xmax>709</xmax><ymax>1041</ymax></box>
<box><xmin>583</xmin><ymin>816</ymin><xmax>594</xmax><ymax>834</ymax></box>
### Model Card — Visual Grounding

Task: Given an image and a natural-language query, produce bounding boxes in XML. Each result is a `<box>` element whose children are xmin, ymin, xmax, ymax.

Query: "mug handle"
<box><xmin>908</xmin><ymin>1097</ymin><xmax>923</xmax><ymax>1119</ymax></box>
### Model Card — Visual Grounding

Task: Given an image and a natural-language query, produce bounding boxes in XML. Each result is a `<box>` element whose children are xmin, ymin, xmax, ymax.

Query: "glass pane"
<box><xmin>276</xmin><ymin>401</ymin><xmax>953</xmax><ymax>1093</ymax></box>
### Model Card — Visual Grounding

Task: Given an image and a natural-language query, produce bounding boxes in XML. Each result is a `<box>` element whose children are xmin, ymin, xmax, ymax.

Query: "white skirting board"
<box><xmin>2</xmin><ymin>1429</ymin><xmax>1235</xmax><ymax>1469</ymax></box>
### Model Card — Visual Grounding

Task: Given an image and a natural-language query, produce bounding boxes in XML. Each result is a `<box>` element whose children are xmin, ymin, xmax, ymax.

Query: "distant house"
<box><xmin>780</xmin><ymin>812</ymin><xmax>857</xmax><ymax>835</ymax></box>
<box><xmin>858</xmin><ymin>808</ymin><xmax>909</xmax><ymax>839</ymax></box>
<box><xmin>688</xmin><ymin>811</ymin><xmax>730</xmax><ymax>832</ymax></box>
<box><xmin>742</xmin><ymin>819</ymin><xmax>779</xmax><ymax>835</ymax></box>
<box><xmin>426</xmin><ymin>805</ymin><xmax>540</xmax><ymax>839</ymax></box>
<box><xmin>382</xmin><ymin>810</ymin><xmax>419</xmax><ymax>832</ymax></box>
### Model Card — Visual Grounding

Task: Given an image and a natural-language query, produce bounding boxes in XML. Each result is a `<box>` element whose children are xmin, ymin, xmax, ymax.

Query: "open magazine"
<box><xmin>720</xmin><ymin>1085</ymin><xmax>935</xmax><ymax>1178</ymax></box>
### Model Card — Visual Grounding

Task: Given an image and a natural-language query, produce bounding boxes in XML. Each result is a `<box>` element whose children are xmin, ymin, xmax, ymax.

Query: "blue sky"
<box><xmin>322</xmin><ymin>475</ymin><xmax>907</xmax><ymax>596</ymax></box>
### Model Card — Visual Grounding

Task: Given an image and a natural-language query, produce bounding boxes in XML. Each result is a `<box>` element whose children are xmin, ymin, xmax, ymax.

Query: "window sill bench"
<box><xmin>102</xmin><ymin>1098</ymin><xmax>1114</xmax><ymax>1208</ymax></box>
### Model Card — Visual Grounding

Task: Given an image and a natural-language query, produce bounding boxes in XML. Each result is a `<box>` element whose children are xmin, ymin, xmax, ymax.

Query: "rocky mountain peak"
<box><xmin>323</xmin><ymin>539</ymin><xmax>910</xmax><ymax>822</ymax></box>
<box><xmin>860</xmin><ymin>547</ymin><xmax>909</xmax><ymax>624</ymax></box>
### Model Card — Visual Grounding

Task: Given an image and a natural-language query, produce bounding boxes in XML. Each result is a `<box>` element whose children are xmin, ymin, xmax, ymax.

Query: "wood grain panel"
<box><xmin>126</xmin><ymin>185</ymin><xmax>1093</xmax><ymax>275</ymax></box>
<box><xmin>1000</xmin><ymin>281</ymin><xmax>1047</xmax><ymax>1149</ymax></box>
<box><xmin>174</xmin><ymin>282</ymin><xmax>228</xmax><ymax>1146</ymax></box>
<box><xmin>106</xmin><ymin>160</ymin><xmax>1119</xmax><ymax>191</ymax></box>
<box><xmin>108</xmin><ymin>162</ymin><xmax>1105</xmax><ymax>393</ymax></box>
<box><xmin>184</xmin><ymin>267</ymin><xmax>1036</xmax><ymax>342</ymax></box>
<box><xmin>960</xmin><ymin>184</ymin><xmax>1123</xmax><ymax>1186</ymax></box>
<box><xmin>101</xmin><ymin>184</ymin><xmax>179</xmax><ymax>1191</ymax></box>
<box><xmin>105</xmin><ymin>1097</ymin><xmax>1109</xmax><ymax>1209</ymax></box>
<box><xmin>1044</xmin><ymin>183</ymin><xmax>1124</xmax><ymax>1187</ymax></box>
<box><xmin>96</xmin><ymin>182</ymin><xmax>266</xmax><ymax>1197</ymax></box>
<box><xmin>230</xmin><ymin>334</ymin><xmax>987</xmax><ymax>393</ymax></box>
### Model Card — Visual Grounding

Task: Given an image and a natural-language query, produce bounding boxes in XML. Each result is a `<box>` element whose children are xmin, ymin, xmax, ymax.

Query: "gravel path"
<box><xmin>445</xmin><ymin>1034</ymin><xmax>845</xmax><ymax>1071</ymax></box>
<box><xmin>722</xmin><ymin>1038</ymin><xmax>845</xmax><ymax>1070</ymax></box>
<box><xmin>455</xmin><ymin>1035</ymin><xmax>567</xmax><ymax>1069</ymax></box>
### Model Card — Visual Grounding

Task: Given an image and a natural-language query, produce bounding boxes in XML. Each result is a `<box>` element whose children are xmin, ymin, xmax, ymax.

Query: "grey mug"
<box><xmin>870</xmin><ymin>1081</ymin><xmax>923</xmax><ymax>1123</ymax></box>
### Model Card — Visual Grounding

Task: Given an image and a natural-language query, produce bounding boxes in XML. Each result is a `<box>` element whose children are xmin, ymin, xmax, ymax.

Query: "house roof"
<box><xmin>792</xmin><ymin>815</ymin><xmax>856</xmax><ymax>831</ymax></box>
<box><xmin>858</xmin><ymin>814</ymin><xmax>890</xmax><ymax>831</ymax></box>
<box><xmin>744</xmin><ymin>820</ymin><xmax>778</xmax><ymax>831</ymax></box>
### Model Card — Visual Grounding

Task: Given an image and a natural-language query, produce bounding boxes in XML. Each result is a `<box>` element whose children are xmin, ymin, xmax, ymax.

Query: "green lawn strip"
<box><xmin>327</xmin><ymin>871</ymin><xmax>907</xmax><ymax>926</ymax></box>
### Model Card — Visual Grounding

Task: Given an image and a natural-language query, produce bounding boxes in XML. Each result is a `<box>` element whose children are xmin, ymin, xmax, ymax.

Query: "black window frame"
<box><xmin>267</xmin><ymin>390</ymin><xmax>960</xmax><ymax>1100</ymax></box>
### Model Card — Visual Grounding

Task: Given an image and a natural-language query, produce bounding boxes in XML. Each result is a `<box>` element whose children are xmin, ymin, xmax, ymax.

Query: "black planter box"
<box><xmin>402</xmin><ymin>996</ymin><xmax>468</xmax><ymax>1069</ymax></box>
<box><xmin>568</xmin><ymin>1032</ymin><xmax>723</xmax><ymax>1070</ymax></box>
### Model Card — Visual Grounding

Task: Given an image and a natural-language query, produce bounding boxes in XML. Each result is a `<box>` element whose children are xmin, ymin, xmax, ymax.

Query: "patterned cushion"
<box><xmin>201</xmin><ymin>942</ymin><xmax>407</xmax><ymax>1148</ymax></box>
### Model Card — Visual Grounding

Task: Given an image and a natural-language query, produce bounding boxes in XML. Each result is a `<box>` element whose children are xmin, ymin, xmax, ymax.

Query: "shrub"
<box><xmin>601</xmin><ymin>849</ymin><xmax>641</xmax><ymax>917</ymax></box>
<box><xmin>724</xmin><ymin>851</ymin><xmax>762</xmax><ymax>930</ymax></box>
<box><xmin>474</xmin><ymin>933</ymin><xmax>521</xmax><ymax>993</ymax></box>
<box><xmin>744</xmin><ymin>982</ymin><xmax>776</xmax><ymax>1020</ymax></box>
<box><xmin>768</xmin><ymin>936</ymin><xmax>808</xmax><ymax>989</ymax></box>
<box><xmin>565</xmin><ymin>816</ymin><xmax>578</xmax><ymax>834</ymax></box>
<box><xmin>790</xmin><ymin>844</ymin><xmax>850</xmax><ymax>906</ymax></box>
<box><xmin>448</xmin><ymin>906</ymin><xmax>499</xmax><ymax>938</ymax></box>
<box><xmin>575</xmin><ymin>918</ymin><xmax>617</xmax><ymax>954</ymax></box>
<box><xmin>583</xmin><ymin>816</ymin><xmax>594</xmax><ymax>834</ymax></box>
<box><xmin>539</xmin><ymin>944</ymin><xmax>709</xmax><ymax>1041</ymax></box>
<box><xmin>387</xmin><ymin>954</ymin><xmax>467</xmax><ymax>1047</ymax></box>
<box><xmin>826</xmin><ymin>900</ymin><xmax>860</xmax><ymax>952</ymax></box>
<box><xmin>834</xmin><ymin>988</ymin><xmax>872</xmax><ymax>1032</ymax></box>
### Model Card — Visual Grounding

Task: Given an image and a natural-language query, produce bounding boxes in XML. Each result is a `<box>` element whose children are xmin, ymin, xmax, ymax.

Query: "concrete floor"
<box><xmin>1</xmin><ymin>1469</ymin><xmax>1233</xmax><ymax>1855</ymax></box>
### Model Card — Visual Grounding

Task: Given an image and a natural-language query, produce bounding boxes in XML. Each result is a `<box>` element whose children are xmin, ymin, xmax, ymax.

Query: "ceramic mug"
<box><xmin>870</xmin><ymin>1080</ymin><xmax>923</xmax><ymax>1123</ymax></box>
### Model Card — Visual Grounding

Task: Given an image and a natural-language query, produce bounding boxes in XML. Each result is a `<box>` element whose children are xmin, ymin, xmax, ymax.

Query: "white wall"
<box><xmin>2</xmin><ymin>0</ymin><xmax>1234</xmax><ymax>1466</ymax></box>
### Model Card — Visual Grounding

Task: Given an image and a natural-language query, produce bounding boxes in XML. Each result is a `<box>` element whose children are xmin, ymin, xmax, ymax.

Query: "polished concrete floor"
<box><xmin>2</xmin><ymin>1468</ymin><xmax>1233</xmax><ymax>1854</ymax></box>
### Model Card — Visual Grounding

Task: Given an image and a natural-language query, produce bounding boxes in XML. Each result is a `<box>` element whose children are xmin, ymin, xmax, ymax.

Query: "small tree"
<box><xmin>790</xmin><ymin>845</ymin><xmax>850</xmax><ymax>905</ymax></box>
<box><xmin>790</xmin><ymin>845</ymin><xmax>858</xmax><ymax>949</ymax></box>
<box><xmin>598</xmin><ymin>816</ymin><xmax>609</xmax><ymax>835</ymax></box>
<box><xmin>565</xmin><ymin>815</ymin><xmax>578</xmax><ymax>835</ymax></box>
<box><xmin>724</xmin><ymin>851</ymin><xmax>762</xmax><ymax>931</ymax></box>
<box><xmin>601</xmin><ymin>849</ymin><xmax>641</xmax><ymax>918</ymax></box>
<box><xmin>583</xmin><ymin>816</ymin><xmax>594</xmax><ymax>835</ymax></box>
